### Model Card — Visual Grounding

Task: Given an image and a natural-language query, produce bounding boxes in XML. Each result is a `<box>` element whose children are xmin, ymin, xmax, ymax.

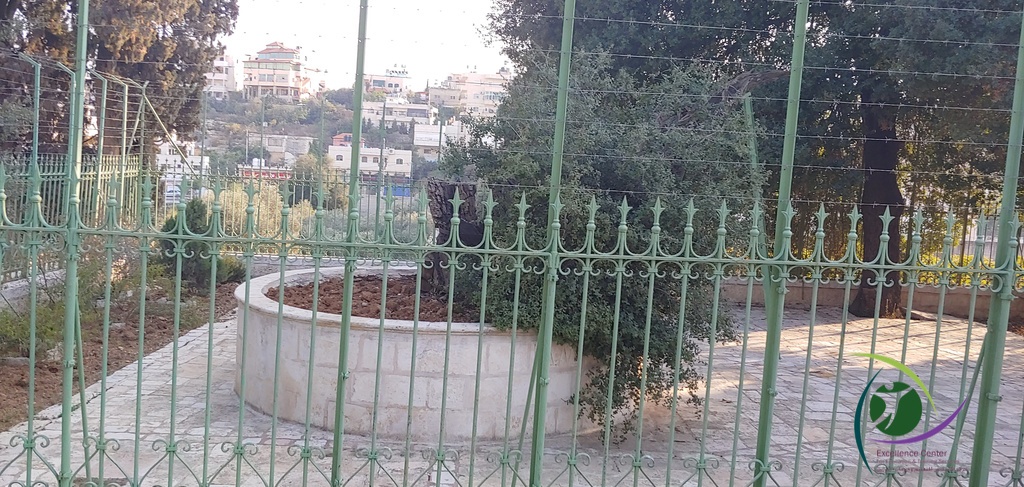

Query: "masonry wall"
<box><xmin>235</xmin><ymin>267</ymin><xmax>596</xmax><ymax>441</ymax></box>
<box><xmin>719</xmin><ymin>278</ymin><xmax>1023</xmax><ymax>321</ymax></box>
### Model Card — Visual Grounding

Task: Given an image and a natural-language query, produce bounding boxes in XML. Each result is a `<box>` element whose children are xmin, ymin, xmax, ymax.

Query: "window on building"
<box><xmin>335</xmin><ymin>155</ymin><xmax>344</xmax><ymax>161</ymax></box>
<box><xmin>361</xmin><ymin>156</ymin><xmax>368</xmax><ymax>163</ymax></box>
<box><xmin>372</xmin><ymin>80</ymin><xmax>385</xmax><ymax>87</ymax></box>
<box><xmin>396</xmin><ymin>158</ymin><xmax>404</xmax><ymax>165</ymax></box>
<box><xmin>373</xmin><ymin>157</ymin><xmax>379</xmax><ymax>164</ymax></box>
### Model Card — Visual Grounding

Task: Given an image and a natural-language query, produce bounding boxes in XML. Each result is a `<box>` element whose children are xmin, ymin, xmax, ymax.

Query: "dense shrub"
<box><xmin>158</xmin><ymin>199</ymin><xmax>246</xmax><ymax>292</ymax></box>
<box><xmin>442</xmin><ymin>54</ymin><xmax>761</xmax><ymax>438</ymax></box>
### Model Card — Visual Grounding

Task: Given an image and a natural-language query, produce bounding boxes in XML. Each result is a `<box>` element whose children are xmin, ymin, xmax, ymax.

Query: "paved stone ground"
<box><xmin>1</xmin><ymin>304</ymin><xmax>1022</xmax><ymax>486</ymax></box>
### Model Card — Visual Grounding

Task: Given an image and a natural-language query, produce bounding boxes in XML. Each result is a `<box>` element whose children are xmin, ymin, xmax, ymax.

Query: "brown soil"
<box><xmin>0</xmin><ymin>283</ymin><xmax>239</xmax><ymax>431</ymax></box>
<box><xmin>269</xmin><ymin>275</ymin><xmax>480</xmax><ymax>323</ymax></box>
<box><xmin>1011</xmin><ymin>320</ymin><xmax>1024</xmax><ymax>338</ymax></box>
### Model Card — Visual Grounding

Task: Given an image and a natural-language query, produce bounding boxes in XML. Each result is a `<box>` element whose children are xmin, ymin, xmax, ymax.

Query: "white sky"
<box><xmin>221</xmin><ymin>0</ymin><xmax>510</xmax><ymax>91</ymax></box>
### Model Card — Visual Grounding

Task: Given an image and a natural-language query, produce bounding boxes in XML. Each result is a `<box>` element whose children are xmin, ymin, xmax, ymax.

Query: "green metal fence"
<box><xmin>0</xmin><ymin>0</ymin><xmax>1024</xmax><ymax>486</ymax></box>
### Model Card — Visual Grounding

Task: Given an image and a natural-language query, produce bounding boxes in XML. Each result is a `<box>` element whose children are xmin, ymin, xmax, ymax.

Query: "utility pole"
<box><xmin>200</xmin><ymin>88</ymin><xmax>208</xmax><ymax>185</ymax></box>
<box><xmin>437</xmin><ymin>102</ymin><xmax>444</xmax><ymax>167</ymax></box>
<box><xmin>375</xmin><ymin>96</ymin><xmax>386</xmax><ymax>238</ymax></box>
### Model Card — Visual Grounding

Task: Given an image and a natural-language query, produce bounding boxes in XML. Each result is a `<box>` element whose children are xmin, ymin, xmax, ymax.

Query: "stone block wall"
<box><xmin>235</xmin><ymin>266</ymin><xmax>597</xmax><ymax>441</ymax></box>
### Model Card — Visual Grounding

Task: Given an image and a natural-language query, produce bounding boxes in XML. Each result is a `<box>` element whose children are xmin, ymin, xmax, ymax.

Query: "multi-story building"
<box><xmin>412</xmin><ymin>120</ymin><xmax>497</xmax><ymax>162</ymax></box>
<box><xmin>247</xmin><ymin>133</ymin><xmax>315</xmax><ymax>167</ymax></box>
<box><xmin>364</xmin><ymin>67</ymin><xmax>411</xmax><ymax>95</ymax></box>
<box><xmin>428</xmin><ymin>68</ymin><xmax>511</xmax><ymax>118</ymax></box>
<box><xmin>412</xmin><ymin>121</ymin><xmax>472</xmax><ymax>162</ymax></box>
<box><xmin>242</xmin><ymin>42</ymin><xmax>316</xmax><ymax>103</ymax></box>
<box><xmin>328</xmin><ymin>146</ymin><xmax>412</xmax><ymax>178</ymax></box>
<box><xmin>362</xmin><ymin>98</ymin><xmax>435</xmax><ymax>131</ymax></box>
<box><xmin>154</xmin><ymin>138</ymin><xmax>209</xmax><ymax>203</ymax></box>
<box><xmin>204</xmin><ymin>54</ymin><xmax>237</xmax><ymax>100</ymax></box>
<box><xmin>332</xmin><ymin>133</ymin><xmax>365</xmax><ymax>147</ymax></box>
<box><xmin>328</xmin><ymin>135</ymin><xmax>412</xmax><ymax>178</ymax></box>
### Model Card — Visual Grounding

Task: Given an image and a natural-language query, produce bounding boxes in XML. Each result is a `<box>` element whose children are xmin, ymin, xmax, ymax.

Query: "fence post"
<box><xmin>59</xmin><ymin>0</ymin><xmax>90</xmax><ymax>486</ymax></box>
<box><xmin>529</xmin><ymin>0</ymin><xmax>576</xmax><ymax>486</ymax></box>
<box><xmin>967</xmin><ymin>7</ymin><xmax>1024</xmax><ymax>486</ymax></box>
<box><xmin>330</xmin><ymin>0</ymin><xmax>369</xmax><ymax>484</ymax></box>
<box><xmin>752</xmin><ymin>0</ymin><xmax>809</xmax><ymax>484</ymax></box>
<box><xmin>90</xmin><ymin>71</ymin><xmax>109</xmax><ymax>226</ymax></box>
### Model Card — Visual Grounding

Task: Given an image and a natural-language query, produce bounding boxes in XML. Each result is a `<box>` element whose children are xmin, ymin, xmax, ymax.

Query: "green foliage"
<box><xmin>209</xmin><ymin>183</ymin><xmax>320</xmax><ymax>239</ymax></box>
<box><xmin>290</xmin><ymin>154</ymin><xmax>348</xmax><ymax>211</ymax></box>
<box><xmin>157</xmin><ymin>199</ymin><xmax>245</xmax><ymax>292</ymax></box>
<box><xmin>265</xmin><ymin>103</ymin><xmax>309</xmax><ymax>126</ymax></box>
<box><xmin>487</xmin><ymin>0</ymin><xmax>1019</xmax><ymax>266</ymax></box>
<box><xmin>324</xmin><ymin>88</ymin><xmax>354</xmax><ymax>108</ymax></box>
<box><xmin>443</xmin><ymin>54</ymin><xmax>760</xmax><ymax>437</ymax></box>
<box><xmin>0</xmin><ymin>0</ymin><xmax>238</xmax><ymax>153</ymax></box>
<box><xmin>0</xmin><ymin>241</ymin><xmax>176</xmax><ymax>358</ymax></box>
<box><xmin>411</xmin><ymin>156</ymin><xmax>438</xmax><ymax>181</ymax></box>
<box><xmin>206</xmin><ymin>151</ymin><xmax>238</xmax><ymax>176</ymax></box>
<box><xmin>0</xmin><ymin>300</ymin><xmax>64</xmax><ymax>359</ymax></box>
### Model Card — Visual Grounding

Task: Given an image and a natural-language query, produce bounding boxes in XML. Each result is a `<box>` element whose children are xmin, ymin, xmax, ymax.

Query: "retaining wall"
<box><xmin>235</xmin><ymin>266</ymin><xmax>596</xmax><ymax>441</ymax></box>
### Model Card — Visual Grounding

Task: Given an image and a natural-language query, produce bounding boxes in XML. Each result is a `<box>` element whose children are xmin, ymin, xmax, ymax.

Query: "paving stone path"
<box><xmin>1</xmin><ymin>304</ymin><xmax>1022</xmax><ymax>486</ymax></box>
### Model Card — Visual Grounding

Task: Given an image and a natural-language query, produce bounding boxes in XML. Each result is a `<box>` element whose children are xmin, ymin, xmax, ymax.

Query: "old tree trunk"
<box><xmin>849</xmin><ymin>91</ymin><xmax>905</xmax><ymax>318</ymax></box>
<box><xmin>423</xmin><ymin>179</ymin><xmax>483</xmax><ymax>294</ymax></box>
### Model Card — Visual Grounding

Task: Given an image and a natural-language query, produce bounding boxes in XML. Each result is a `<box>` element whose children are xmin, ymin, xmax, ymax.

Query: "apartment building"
<box><xmin>428</xmin><ymin>68</ymin><xmax>511</xmax><ymax>118</ymax></box>
<box><xmin>247</xmin><ymin>133</ymin><xmax>315</xmax><ymax>166</ymax></box>
<box><xmin>364</xmin><ymin>67</ymin><xmax>411</xmax><ymax>95</ymax></box>
<box><xmin>328</xmin><ymin>146</ymin><xmax>412</xmax><ymax>178</ymax></box>
<box><xmin>204</xmin><ymin>54</ymin><xmax>237</xmax><ymax>100</ymax></box>
<box><xmin>242</xmin><ymin>42</ymin><xmax>316</xmax><ymax>103</ymax></box>
<box><xmin>362</xmin><ymin>98</ymin><xmax>435</xmax><ymax>130</ymax></box>
<box><xmin>155</xmin><ymin>138</ymin><xmax>208</xmax><ymax>203</ymax></box>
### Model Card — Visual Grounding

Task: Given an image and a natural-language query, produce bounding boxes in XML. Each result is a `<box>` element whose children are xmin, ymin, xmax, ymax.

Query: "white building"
<box><xmin>428</xmin><ymin>68</ymin><xmax>511</xmax><ymax>118</ymax></box>
<box><xmin>155</xmin><ymin>138</ymin><xmax>209</xmax><ymax>203</ymax></box>
<box><xmin>412</xmin><ymin>121</ymin><xmax>471</xmax><ymax>162</ymax></box>
<box><xmin>242</xmin><ymin>42</ymin><xmax>318</xmax><ymax>103</ymax></box>
<box><xmin>328</xmin><ymin>144</ymin><xmax>412</xmax><ymax>178</ymax></box>
<box><xmin>204</xmin><ymin>54</ymin><xmax>237</xmax><ymax>100</ymax></box>
<box><xmin>364</xmin><ymin>67</ymin><xmax>411</xmax><ymax>95</ymax></box>
<box><xmin>247</xmin><ymin>133</ymin><xmax>315</xmax><ymax>167</ymax></box>
<box><xmin>362</xmin><ymin>98</ymin><xmax>435</xmax><ymax>130</ymax></box>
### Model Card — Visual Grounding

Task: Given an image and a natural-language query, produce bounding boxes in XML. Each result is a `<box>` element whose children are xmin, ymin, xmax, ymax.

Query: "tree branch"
<box><xmin>656</xmin><ymin>70</ymin><xmax>789</xmax><ymax>127</ymax></box>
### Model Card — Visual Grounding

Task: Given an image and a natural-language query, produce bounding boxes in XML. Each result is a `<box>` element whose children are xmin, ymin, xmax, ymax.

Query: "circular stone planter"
<box><xmin>235</xmin><ymin>266</ymin><xmax>595</xmax><ymax>441</ymax></box>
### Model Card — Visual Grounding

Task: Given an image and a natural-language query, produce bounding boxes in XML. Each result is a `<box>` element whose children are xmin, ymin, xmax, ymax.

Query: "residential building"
<box><xmin>154</xmin><ymin>137</ymin><xmax>209</xmax><ymax>202</ymax></box>
<box><xmin>332</xmin><ymin>133</ymin><xmax>365</xmax><ymax>147</ymax></box>
<box><xmin>362</xmin><ymin>98</ymin><xmax>435</xmax><ymax>131</ymax></box>
<box><xmin>364</xmin><ymin>67</ymin><xmax>411</xmax><ymax>95</ymax></box>
<box><xmin>204</xmin><ymin>54</ymin><xmax>237</xmax><ymax>100</ymax></box>
<box><xmin>428</xmin><ymin>68</ymin><xmax>511</xmax><ymax>118</ymax></box>
<box><xmin>236</xmin><ymin>166</ymin><xmax>293</xmax><ymax>181</ymax></box>
<box><xmin>328</xmin><ymin>144</ymin><xmax>412</xmax><ymax>178</ymax></box>
<box><xmin>247</xmin><ymin>133</ymin><xmax>315</xmax><ymax>166</ymax></box>
<box><xmin>412</xmin><ymin>121</ymin><xmax>473</xmax><ymax>162</ymax></box>
<box><xmin>242</xmin><ymin>42</ymin><xmax>317</xmax><ymax>103</ymax></box>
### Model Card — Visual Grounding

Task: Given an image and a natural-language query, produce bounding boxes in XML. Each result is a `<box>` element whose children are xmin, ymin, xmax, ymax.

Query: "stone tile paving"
<box><xmin>0</xmin><ymin>305</ymin><xmax>1022</xmax><ymax>486</ymax></box>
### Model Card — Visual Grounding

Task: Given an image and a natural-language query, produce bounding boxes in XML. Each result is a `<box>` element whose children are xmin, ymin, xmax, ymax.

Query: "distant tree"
<box><xmin>324</xmin><ymin>88</ymin><xmax>354</xmax><ymax>108</ymax></box>
<box><xmin>290</xmin><ymin>154</ymin><xmax>346</xmax><ymax>210</ymax></box>
<box><xmin>0</xmin><ymin>0</ymin><xmax>239</xmax><ymax>154</ymax></box>
<box><xmin>205</xmin><ymin>151</ymin><xmax>237</xmax><ymax>176</ymax></box>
